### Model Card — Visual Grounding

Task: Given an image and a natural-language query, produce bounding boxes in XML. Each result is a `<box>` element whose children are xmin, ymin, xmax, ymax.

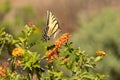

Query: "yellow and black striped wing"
<box><xmin>42</xmin><ymin>11</ymin><xmax>61</xmax><ymax>41</ymax></box>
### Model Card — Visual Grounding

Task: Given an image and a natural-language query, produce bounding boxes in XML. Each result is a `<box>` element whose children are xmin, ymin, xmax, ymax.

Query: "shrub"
<box><xmin>72</xmin><ymin>8</ymin><xmax>120</xmax><ymax>80</ymax></box>
<box><xmin>0</xmin><ymin>23</ymin><xmax>108</xmax><ymax>80</ymax></box>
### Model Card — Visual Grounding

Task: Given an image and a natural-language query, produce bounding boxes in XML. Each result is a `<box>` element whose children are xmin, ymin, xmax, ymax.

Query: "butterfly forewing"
<box><xmin>42</xmin><ymin>10</ymin><xmax>61</xmax><ymax>41</ymax></box>
<box><xmin>47</xmin><ymin>11</ymin><xmax>59</xmax><ymax>36</ymax></box>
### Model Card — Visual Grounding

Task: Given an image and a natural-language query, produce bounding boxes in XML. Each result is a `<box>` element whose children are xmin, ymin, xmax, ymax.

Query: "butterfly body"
<box><xmin>42</xmin><ymin>11</ymin><xmax>61</xmax><ymax>41</ymax></box>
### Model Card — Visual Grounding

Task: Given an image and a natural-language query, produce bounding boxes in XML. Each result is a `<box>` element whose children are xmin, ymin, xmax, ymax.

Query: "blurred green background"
<box><xmin>0</xmin><ymin>0</ymin><xmax>120</xmax><ymax>80</ymax></box>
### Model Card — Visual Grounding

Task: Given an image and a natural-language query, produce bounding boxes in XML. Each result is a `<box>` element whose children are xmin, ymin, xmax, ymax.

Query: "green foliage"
<box><xmin>0</xmin><ymin>24</ymin><xmax>107</xmax><ymax>80</ymax></box>
<box><xmin>3</xmin><ymin>69</ymin><xmax>27</xmax><ymax>80</ymax></box>
<box><xmin>0</xmin><ymin>27</ymin><xmax>14</xmax><ymax>54</ymax></box>
<box><xmin>72</xmin><ymin>8</ymin><xmax>120</xmax><ymax>80</ymax></box>
<box><xmin>22</xmin><ymin>51</ymin><xmax>40</xmax><ymax>70</ymax></box>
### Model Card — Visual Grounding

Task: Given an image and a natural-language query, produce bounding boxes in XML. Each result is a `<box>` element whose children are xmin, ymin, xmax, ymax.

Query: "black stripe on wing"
<box><xmin>47</xmin><ymin>11</ymin><xmax>60</xmax><ymax>36</ymax></box>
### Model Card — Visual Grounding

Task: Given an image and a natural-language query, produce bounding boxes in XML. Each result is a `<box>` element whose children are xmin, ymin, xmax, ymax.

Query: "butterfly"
<box><xmin>42</xmin><ymin>10</ymin><xmax>61</xmax><ymax>41</ymax></box>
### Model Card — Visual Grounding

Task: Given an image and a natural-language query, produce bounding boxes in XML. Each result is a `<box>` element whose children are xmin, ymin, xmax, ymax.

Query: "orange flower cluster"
<box><xmin>12</xmin><ymin>48</ymin><xmax>24</xmax><ymax>57</ymax></box>
<box><xmin>96</xmin><ymin>50</ymin><xmax>106</xmax><ymax>56</ymax></box>
<box><xmin>55</xmin><ymin>33</ymin><xmax>71</xmax><ymax>48</ymax></box>
<box><xmin>46</xmin><ymin>33</ymin><xmax>71</xmax><ymax>62</ymax></box>
<box><xmin>46</xmin><ymin>47</ymin><xmax>58</xmax><ymax>62</ymax></box>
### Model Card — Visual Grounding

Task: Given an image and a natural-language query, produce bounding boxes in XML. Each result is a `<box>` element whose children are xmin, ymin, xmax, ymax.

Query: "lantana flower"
<box><xmin>55</xmin><ymin>33</ymin><xmax>71</xmax><ymax>48</ymax></box>
<box><xmin>45</xmin><ymin>33</ymin><xmax>71</xmax><ymax>62</ymax></box>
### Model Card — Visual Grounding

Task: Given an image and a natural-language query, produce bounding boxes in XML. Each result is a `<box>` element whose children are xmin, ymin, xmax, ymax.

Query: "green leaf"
<box><xmin>94</xmin><ymin>56</ymin><xmax>103</xmax><ymax>62</ymax></box>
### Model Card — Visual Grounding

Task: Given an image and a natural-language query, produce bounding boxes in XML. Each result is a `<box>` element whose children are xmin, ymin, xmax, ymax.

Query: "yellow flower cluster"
<box><xmin>12</xmin><ymin>48</ymin><xmax>24</xmax><ymax>57</ymax></box>
<box><xmin>46</xmin><ymin>33</ymin><xmax>71</xmax><ymax>62</ymax></box>
<box><xmin>96</xmin><ymin>50</ymin><xmax>106</xmax><ymax>56</ymax></box>
<box><xmin>28</xmin><ymin>21</ymin><xmax>40</xmax><ymax>33</ymax></box>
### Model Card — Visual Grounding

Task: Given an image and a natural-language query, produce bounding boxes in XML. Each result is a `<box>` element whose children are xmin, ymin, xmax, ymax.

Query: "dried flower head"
<box><xmin>63</xmin><ymin>58</ymin><xmax>69</xmax><ymax>63</ymax></box>
<box><xmin>12</xmin><ymin>48</ymin><xmax>24</xmax><ymax>57</ymax></box>
<box><xmin>59</xmin><ymin>57</ymin><xmax>69</xmax><ymax>63</ymax></box>
<box><xmin>28</xmin><ymin>21</ymin><xmax>34</xmax><ymax>26</ymax></box>
<box><xmin>0</xmin><ymin>66</ymin><xmax>6</xmax><ymax>77</ymax></box>
<box><xmin>3</xmin><ymin>62</ymin><xmax>9</xmax><ymax>68</ymax></box>
<box><xmin>33</xmin><ymin>74</ymin><xmax>38</xmax><ymax>80</ymax></box>
<box><xmin>14</xmin><ymin>60</ymin><xmax>21</xmax><ymax>67</ymax></box>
